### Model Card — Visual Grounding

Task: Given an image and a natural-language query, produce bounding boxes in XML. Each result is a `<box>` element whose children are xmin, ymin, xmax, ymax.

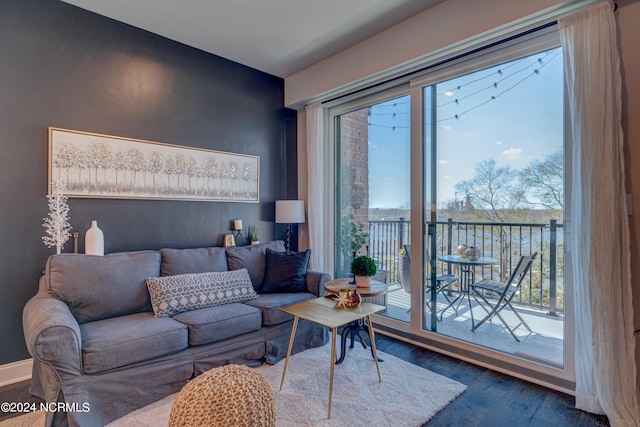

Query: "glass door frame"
<box><xmin>326</xmin><ymin>27</ymin><xmax>575</xmax><ymax>390</ymax></box>
<box><xmin>327</xmin><ymin>83</ymin><xmax>411</xmax><ymax>287</ymax></box>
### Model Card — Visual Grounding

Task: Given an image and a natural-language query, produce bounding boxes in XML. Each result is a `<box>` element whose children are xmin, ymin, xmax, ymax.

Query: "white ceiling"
<box><xmin>62</xmin><ymin>0</ymin><xmax>444</xmax><ymax>78</ymax></box>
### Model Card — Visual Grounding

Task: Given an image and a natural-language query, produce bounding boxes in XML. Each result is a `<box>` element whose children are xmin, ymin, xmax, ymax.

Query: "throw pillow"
<box><xmin>146</xmin><ymin>269</ymin><xmax>258</xmax><ymax>317</ymax></box>
<box><xmin>226</xmin><ymin>240</ymin><xmax>286</xmax><ymax>291</ymax></box>
<box><xmin>160</xmin><ymin>247</ymin><xmax>228</xmax><ymax>276</ymax></box>
<box><xmin>260</xmin><ymin>248</ymin><xmax>311</xmax><ymax>294</ymax></box>
<box><xmin>45</xmin><ymin>251</ymin><xmax>160</xmax><ymax>324</ymax></box>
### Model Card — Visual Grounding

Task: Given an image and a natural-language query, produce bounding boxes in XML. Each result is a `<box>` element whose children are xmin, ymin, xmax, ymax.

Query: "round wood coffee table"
<box><xmin>324</xmin><ymin>278</ymin><xmax>388</xmax><ymax>364</ymax></box>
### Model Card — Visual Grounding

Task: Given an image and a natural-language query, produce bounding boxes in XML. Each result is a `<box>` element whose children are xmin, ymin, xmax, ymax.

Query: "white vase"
<box><xmin>251</xmin><ymin>240</ymin><xmax>260</xmax><ymax>245</ymax></box>
<box><xmin>85</xmin><ymin>220</ymin><xmax>104</xmax><ymax>256</ymax></box>
<box><xmin>355</xmin><ymin>275</ymin><xmax>372</xmax><ymax>288</ymax></box>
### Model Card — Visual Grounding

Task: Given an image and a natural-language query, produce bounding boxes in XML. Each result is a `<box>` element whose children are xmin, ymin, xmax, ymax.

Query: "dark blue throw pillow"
<box><xmin>260</xmin><ymin>248</ymin><xmax>311</xmax><ymax>293</ymax></box>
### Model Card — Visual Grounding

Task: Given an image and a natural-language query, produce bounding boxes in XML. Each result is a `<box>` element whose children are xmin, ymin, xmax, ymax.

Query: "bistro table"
<box><xmin>437</xmin><ymin>255</ymin><xmax>498</xmax><ymax>319</ymax></box>
<box><xmin>323</xmin><ymin>278</ymin><xmax>388</xmax><ymax>364</ymax></box>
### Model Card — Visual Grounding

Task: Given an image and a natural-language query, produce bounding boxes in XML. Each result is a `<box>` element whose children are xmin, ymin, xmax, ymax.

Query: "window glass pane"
<box><xmin>330</xmin><ymin>35</ymin><xmax>568</xmax><ymax>380</ymax></box>
<box><xmin>424</xmin><ymin>46</ymin><xmax>565</xmax><ymax>367</ymax></box>
<box><xmin>335</xmin><ymin>95</ymin><xmax>411</xmax><ymax>321</ymax></box>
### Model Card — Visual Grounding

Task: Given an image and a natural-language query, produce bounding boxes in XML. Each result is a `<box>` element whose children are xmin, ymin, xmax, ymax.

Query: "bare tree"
<box><xmin>455</xmin><ymin>159</ymin><xmax>526</xmax><ymax>223</ymax></box>
<box><xmin>519</xmin><ymin>150</ymin><xmax>563</xmax><ymax>211</ymax></box>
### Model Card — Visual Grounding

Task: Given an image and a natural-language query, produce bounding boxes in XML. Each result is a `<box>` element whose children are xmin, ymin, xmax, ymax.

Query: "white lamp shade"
<box><xmin>275</xmin><ymin>200</ymin><xmax>305</xmax><ymax>224</ymax></box>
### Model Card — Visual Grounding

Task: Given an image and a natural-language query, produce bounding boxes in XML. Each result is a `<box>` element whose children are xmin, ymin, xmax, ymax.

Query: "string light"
<box><xmin>369</xmin><ymin>111</ymin><xmax>409</xmax><ymax>116</ymax></box>
<box><xmin>364</xmin><ymin>47</ymin><xmax>561</xmax><ymax>128</ymax></box>
<box><xmin>437</xmin><ymin>49</ymin><xmax>561</xmax><ymax>122</ymax></box>
<box><xmin>437</xmin><ymin>49</ymin><xmax>557</xmax><ymax>108</ymax></box>
<box><xmin>437</xmin><ymin>55</ymin><xmax>528</xmax><ymax>95</ymax></box>
<box><xmin>368</xmin><ymin>122</ymin><xmax>409</xmax><ymax>130</ymax></box>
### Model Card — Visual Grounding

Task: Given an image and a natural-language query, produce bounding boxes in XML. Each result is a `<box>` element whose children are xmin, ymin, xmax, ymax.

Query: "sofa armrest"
<box><xmin>23</xmin><ymin>291</ymin><xmax>83</xmax><ymax>377</ymax></box>
<box><xmin>305</xmin><ymin>270</ymin><xmax>331</xmax><ymax>297</ymax></box>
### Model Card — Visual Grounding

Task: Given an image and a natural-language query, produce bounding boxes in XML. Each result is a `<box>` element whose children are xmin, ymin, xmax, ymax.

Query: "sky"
<box><xmin>366</xmin><ymin>46</ymin><xmax>564</xmax><ymax>209</ymax></box>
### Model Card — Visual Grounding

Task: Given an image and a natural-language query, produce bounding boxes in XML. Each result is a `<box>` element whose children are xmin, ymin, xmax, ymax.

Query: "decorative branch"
<box><xmin>42</xmin><ymin>180</ymin><xmax>72</xmax><ymax>254</ymax></box>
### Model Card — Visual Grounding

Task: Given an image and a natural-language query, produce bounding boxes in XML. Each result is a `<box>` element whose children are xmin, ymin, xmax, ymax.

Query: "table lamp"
<box><xmin>275</xmin><ymin>200</ymin><xmax>305</xmax><ymax>251</ymax></box>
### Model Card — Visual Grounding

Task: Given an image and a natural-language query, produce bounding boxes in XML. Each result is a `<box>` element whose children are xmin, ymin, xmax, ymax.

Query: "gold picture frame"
<box><xmin>223</xmin><ymin>234</ymin><xmax>236</xmax><ymax>247</ymax></box>
<box><xmin>48</xmin><ymin>127</ymin><xmax>260</xmax><ymax>202</ymax></box>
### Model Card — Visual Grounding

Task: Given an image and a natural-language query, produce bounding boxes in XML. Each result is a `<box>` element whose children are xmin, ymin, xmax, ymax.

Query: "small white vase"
<box><xmin>251</xmin><ymin>240</ymin><xmax>260</xmax><ymax>246</ymax></box>
<box><xmin>85</xmin><ymin>220</ymin><xmax>104</xmax><ymax>256</ymax></box>
<box><xmin>355</xmin><ymin>275</ymin><xmax>372</xmax><ymax>288</ymax></box>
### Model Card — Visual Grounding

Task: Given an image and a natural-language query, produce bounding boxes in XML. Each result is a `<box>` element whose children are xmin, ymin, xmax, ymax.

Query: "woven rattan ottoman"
<box><xmin>169</xmin><ymin>364</ymin><xmax>276</xmax><ymax>427</ymax></box>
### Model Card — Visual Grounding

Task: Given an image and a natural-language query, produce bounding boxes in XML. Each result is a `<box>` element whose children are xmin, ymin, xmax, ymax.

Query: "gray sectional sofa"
<box><xmin>22</xmin><ymin>240</ymin><xmax>329</xmax><ymax>427</ymax></box>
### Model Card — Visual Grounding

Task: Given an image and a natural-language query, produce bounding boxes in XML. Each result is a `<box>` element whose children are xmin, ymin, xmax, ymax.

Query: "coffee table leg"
<box><xmin>280</xmin><ymin>316</ymin><xmax>299</xmax><ymax>391</ymax></box>
<box><xmin>328</xmin><ymin>327</ymin><xmax>337</xmax><ymax>418</ymax></box>
<box><xmin>366</xmin><ymin>315</ymin><xmax>382</xmax><ymax>383</ymax></box>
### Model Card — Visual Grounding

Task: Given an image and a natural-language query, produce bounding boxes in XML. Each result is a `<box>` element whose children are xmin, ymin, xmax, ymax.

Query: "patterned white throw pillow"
<box><xmin>146</xmin><ymin>269</ymin><xmax>258</xmax><ymax>317</ymax></box>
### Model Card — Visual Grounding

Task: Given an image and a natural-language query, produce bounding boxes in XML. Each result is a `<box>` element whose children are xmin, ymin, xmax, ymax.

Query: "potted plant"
<box><xmin>351</xmin><ymin>255</ymin><xmax>377</xmax><ymax>288</ymax></box>
<box><xmin>248</xmin><ymin>226</ymin><xmax>260</xmax><ymax>245</ymax></box>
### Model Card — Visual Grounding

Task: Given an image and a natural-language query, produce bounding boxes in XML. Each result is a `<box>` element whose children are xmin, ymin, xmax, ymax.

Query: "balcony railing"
<box><xmin>369</xmin><ymin>218</ymin><xmax>564</xmax><ymax>315</ymax></box>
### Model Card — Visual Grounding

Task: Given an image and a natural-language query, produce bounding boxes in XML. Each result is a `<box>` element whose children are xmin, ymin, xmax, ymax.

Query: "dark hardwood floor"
<box><xmin>0</xmin><ymin>335</ymin><xmax>610</xmax><ymax>426</ymax></box>
<box><xmin>373</xmin><ymin>335</ymin><xmax>610</xmax><ymax>427</ymax></box>
<box><xmin>0</xmin><ymin>379</ymin><xmax>42</xmax><ymax>423</ymax></box>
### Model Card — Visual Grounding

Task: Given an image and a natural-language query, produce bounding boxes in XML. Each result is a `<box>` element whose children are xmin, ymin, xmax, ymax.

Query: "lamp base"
<box><xmin>285</xmin><ymin>224</ymin><xmax>291</xmax><ymax>251</ymax></box>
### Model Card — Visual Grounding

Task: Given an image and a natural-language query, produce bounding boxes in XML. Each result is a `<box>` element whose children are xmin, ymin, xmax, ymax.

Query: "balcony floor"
<box><xmin>382</xmin><ymin>286</ymin><xmax>564</xmax><ymax>368</ymax></box>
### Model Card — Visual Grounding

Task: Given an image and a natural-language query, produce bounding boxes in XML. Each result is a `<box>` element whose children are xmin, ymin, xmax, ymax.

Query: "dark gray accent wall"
<box><xmin>0</xmin><ymin>0</ymin><xmax>295</xmax><ymax>364</ymax></box>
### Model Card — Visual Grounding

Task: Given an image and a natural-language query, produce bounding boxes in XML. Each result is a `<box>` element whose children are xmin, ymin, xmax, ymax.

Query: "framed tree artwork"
<box><xmin>48</xmin><ymin>127</ymin><xmax>260</xmax><ymax>202</ymax></box>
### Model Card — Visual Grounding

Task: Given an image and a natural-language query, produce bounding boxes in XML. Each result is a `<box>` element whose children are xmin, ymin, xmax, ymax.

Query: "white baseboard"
<box><xmin>0</xmin><ymin>358</ymin><xmax>33</xmax><ymax>388</ymax></box>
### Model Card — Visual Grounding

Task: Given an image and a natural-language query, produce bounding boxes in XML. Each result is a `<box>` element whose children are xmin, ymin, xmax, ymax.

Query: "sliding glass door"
<box><xmin>333</xmin><ymin>91</ymin><xmax>411</xmax><ymax>318</ymax></box>
<box><xmin>421</xmin><ymin>45</ymin><xmax>566</xmax><ymax>368</ymax></box>
<box><xmin>330</xmin><ymin>29</ymin><xmax>571</xmax><ymax>383</ymax></box>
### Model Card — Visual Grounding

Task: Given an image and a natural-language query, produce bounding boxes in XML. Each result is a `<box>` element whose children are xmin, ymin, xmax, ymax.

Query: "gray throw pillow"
<box><xmin>45</xmin><ymin>251</ymin><xmax>160</xmax><ymax>324</ymax></box>
<box><xmin>146</xmin><ymin>269</ymin><xmax>258</xmax><ymax>317</ymax></box>
<box><xmin>226</xmin><ymin>240</ymin><xmax>286</xmax><ymax>291</ymax></box>
<box><xmin>160</xmin><ymin>247</ymin><xmax>228</xmax><ymax>276</ymax></box>
<box><xmin>260</xmin><ymin>248</ymin><xmax>311</xmax><ymax>294</ymax></box>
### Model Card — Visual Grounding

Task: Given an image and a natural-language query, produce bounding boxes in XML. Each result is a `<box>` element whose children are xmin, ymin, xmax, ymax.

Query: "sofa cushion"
<box><xmin>160</xmin><ymin>247</ymin><xmax>228</xmax><ymax>276</ymax></box>
<box><xmin>80</xmin><ymin>312</ymin><xmax>188</xmax><ymax>374</ymax></box>
<box><xmin>146</xmin><ymin>269</ymin><xmax>258</xmax><ymax>317</ymax></box>
<box><xmin>226</xmin><ymin>240</ymin><xmax>286</xmax><ymax>291</ymax></box>
<box><xmin>245</xmin><ymin>292</ymin><xmax>316</xmax><ymax>326</ymax></box>
<box><xmin>261</xmin><ymin>248</ymin><xmax>311</xmax><ymax>294</ymax></box>
<box><xmin>44</xmin><ymin>251</ymin><xmax>161</xmax><ymax>324</ymax></box>
<box><xmin>171</xmin><ymin>303</ymin><xmax>262</xmax><ymax>346</ymax></box>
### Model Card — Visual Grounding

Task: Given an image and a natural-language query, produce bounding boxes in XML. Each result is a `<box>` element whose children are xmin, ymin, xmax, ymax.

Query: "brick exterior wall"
<box><xmin>339</xmin><ymin>108</ymin><xmax>369</xmax><ymax>256</ymax></box>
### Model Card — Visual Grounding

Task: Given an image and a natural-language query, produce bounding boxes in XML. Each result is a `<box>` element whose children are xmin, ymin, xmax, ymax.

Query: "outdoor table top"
<box><xmin>438</xmin><ymin>255</ymin><xmax>498</xmax><ymax>266</ymax></box>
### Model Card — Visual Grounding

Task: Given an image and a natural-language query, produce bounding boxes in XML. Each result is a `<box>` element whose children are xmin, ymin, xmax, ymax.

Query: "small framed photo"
<box><xmin>224</xmin><ymin>234</ymin><xmax>236</xmax><ymax>247</ymax></box>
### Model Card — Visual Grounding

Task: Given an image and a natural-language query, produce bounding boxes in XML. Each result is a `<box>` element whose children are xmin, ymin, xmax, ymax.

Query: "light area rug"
<box><xmin>0</xmin><ymin>343</ymin><xmax>466</xmax><ymax>427</ymax></box>
<box><xmin>108</xmin><ymin>343</ymin><xmax>466</xmax><ymax>427</ymax></box>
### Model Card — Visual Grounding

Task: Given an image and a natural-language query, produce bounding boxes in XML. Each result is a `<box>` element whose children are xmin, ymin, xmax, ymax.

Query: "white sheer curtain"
<box><xmin>559</xmin><ymin>1</ymin><xmax>640</xmax><ymax>425</ymax></box>
<box><xmin>305</xmin><ymin>103</ymin><xmax>326</xmax><ymax>271</ymax></box>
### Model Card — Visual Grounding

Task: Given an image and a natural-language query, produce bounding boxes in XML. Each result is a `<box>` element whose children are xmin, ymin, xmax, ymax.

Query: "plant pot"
<box><xmin>251</xmin><ymin>240</ymin><xmax>260</xmax><ymax>245</ymax></box>
<box><xmin>355</xmin><ymin>275</ymin><xmax>372</xmax><ymax>288</ymax></box>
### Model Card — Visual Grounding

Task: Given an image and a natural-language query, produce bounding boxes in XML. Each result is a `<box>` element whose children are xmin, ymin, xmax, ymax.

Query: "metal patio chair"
<box><xmin>468</xmin><ymin>252</ymin><xmax>537</xmax><ymax>342</ymax></box>
<box><xmin>399</xmin><ymin>245</ymin><xmax>458</xmax><ymax>315</ymax></box>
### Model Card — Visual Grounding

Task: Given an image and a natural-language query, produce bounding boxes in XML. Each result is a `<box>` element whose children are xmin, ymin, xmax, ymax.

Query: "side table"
<box><xmin>279</xmin><ymin>297</ymin><xmax>384</xmax><ymax>418</ymax></box>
